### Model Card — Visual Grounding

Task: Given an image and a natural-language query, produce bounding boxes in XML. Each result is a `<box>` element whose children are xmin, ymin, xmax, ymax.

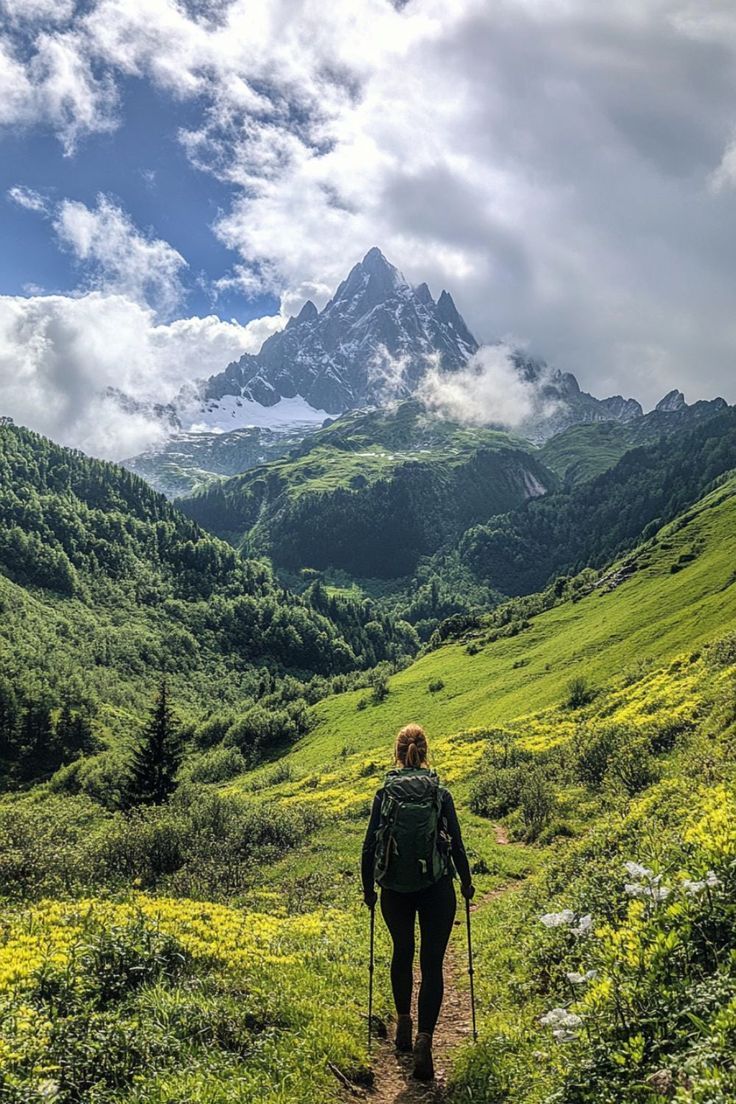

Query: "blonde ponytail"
<box><xmin>395</xmin><ymin>723</ymin><xmax>428</xmax><ymax>767</ymax></box>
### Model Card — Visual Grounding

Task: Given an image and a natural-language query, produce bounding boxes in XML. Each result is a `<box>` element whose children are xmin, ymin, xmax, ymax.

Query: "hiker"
<box><xmin>361</xmin><ymin>723</ymin><xmax>475</xmax><ymax>1081</ymax></box>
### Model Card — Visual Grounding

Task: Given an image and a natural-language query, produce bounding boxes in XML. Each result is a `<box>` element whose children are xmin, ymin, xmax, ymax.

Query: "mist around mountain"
<box><xmin>125</xmin><ymin>248</ymin><xmax>724</xmax><ymax>498</ymax></box>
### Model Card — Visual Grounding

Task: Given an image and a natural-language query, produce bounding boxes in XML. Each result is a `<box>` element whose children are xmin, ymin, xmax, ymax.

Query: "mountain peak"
<box><xmin>286</xmin><ymin>300</ymin><xmax>319</xmax><ymax>329</ymax></box>
<box><xmin>196</xmin><ymin>249</ymin><xmax>479</xmax><ymax>418</ymax></box>
<box><xmin>414</xmin><ymin>281</ymin><xmax>434</xmax><ymax>306</ymax></box>
<box><xmin>361</xmin><ymin>245</ymin><xmax>393</xmax><ymax>270</ymax></box>
<box><xmin>656</xmin><ymin>389</ymin><xmax>687</xmax><ymax>413</ymax></box>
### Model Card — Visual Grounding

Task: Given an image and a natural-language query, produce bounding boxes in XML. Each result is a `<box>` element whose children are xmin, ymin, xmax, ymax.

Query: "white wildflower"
<box><xmin>552</xmin><ymin>1027</ymin><xmax>579</xmax><ymax>1043</ymax></box>
<box><xmin>624</xmin><ymin>882</ymin><xmax>648</xmax><ymax>898</ymax></box>
<box><xmin>624</xmin><ymin>861</ymin><xmax>654</xmax><ymax>881</ymax></box>
<box><xmin>682</xmin><ymin>870</ymin><xmax>720</xmax><ymax>896</ymax></box>
<box><xmin>572</xmin><ymin>914</ymin><xmax>593</xmax><ymax>936</ymax></box>
<box><xmin>540</xmin><ymin>1008</ymin><xmax>582</xmax><ymax>1029</ymax></box>
<box><xmin>540</xmin><ymin>1007</ymin><xmax>583</xmax><ymax>1043</ymax></box>
<box><xmin>566</xmin><ymin>969</ymin><xmax>597</xmax><ymax>985</ymax></box>
<box><xmin>540</xmin><ymin>909</ymin><xmax>575</xmax><ymax>928</ymax></box>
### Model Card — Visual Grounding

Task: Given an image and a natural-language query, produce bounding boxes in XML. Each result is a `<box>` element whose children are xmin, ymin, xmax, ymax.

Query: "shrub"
<box><xmin>428</xmin><ymin>679</ymin><xmax>445</xmax><ymax>693</ymax></box>
<box><xmin>565</xmin><ymin>675</ymin><xmax>596</xmax><ymax>709</ymax></box>
<box><xmin>469</xmin><ymin>742</ymin><xmax>535</xmax><ymax>818</ymax></box>
<box><xmin>574</xmin><ymin>729</ymin><xmax>613</xmax><ymax>789</ymax></box>
<box><xmin>607</xmin><ymin>738</ymin><xmax>659</xmax><ymax>795</ymax></box>
<box><xmin>182</xmin><ymin>746</ymin><xmax>248</xmax><ymax>784</ymax></box>
<box><xmin>0</xmin><ymin>794</ymin><xmax>105</xmax><ymax>898</ymax></box>
<box><xmin>49</xmin><ymin>749</ymin><xmax>130</xmax><ymax>810</ymax></box>
<box><xmin>704</xmin><ymin>630</ymin><xmax>736</xmax><ymax>669</ymax></box>
<box><xmin>519</xmin><ymin>769</ymin><xmax>556</xmax><ymax>840</ymax></box>
<box><xmin>370</xmin><ymin>673</ymin><xmax>389</xmax><ymax>704</ymax></box>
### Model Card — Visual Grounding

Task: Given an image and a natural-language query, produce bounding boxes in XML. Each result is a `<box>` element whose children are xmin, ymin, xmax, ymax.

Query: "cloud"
<box><xmin>53</xmin><ymin>193</ymin><xmax>188</xmax><ymax>316</ymax></box>
<box><xmin>418</xmin><ymin>344</ymin><xmax>558</xmax><ymax>428</ymax></box>
<box><xmin>366</xmin><ymin>345</ymin><xmax>414</xmax><ymax>404</ymax></box>
<box><xmin>7</xmin><ymin>184</ymin><xmax>48</xmax><ymax>212</ymax></box>
<box><xmin>2</xmin><ymin>0</ymin><xmax>76</xmax><ymax>21</ymax></box>
<box><xmin>0</xmin><ymin>26</ymin><xmax>117</xmax><ymax>152</ymax></box>
<box><xmin>0</xmin><ymin>291</ymin><xmax>282</xmax><ymax>458</ymax></box>
<box><xmin>3</xmin><ymin>0</ymin><xmax>736</xmax><ymax>414</ymax></box>
<box><xmin>709</xmin><ymin>137</ymin><xmax>736</xmax><ymax>193</ymax></box>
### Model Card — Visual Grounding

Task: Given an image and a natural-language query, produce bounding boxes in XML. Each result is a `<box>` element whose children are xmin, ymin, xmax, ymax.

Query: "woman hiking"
<box><xmin>361</xmin><ymin>723</ymin><xmax>474</xmax><ymax>1081</ymax></box>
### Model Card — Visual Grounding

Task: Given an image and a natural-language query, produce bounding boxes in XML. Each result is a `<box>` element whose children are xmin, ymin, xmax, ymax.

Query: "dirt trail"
<box><xmin>350</xmin><ymin>880</ymin><xmax>525</xmax><ymax>1103</ymax></box>
<box><xmin>362</xmin><ymin>940</ymin><xmax>474</xmax><ymax>1104</ymax></box>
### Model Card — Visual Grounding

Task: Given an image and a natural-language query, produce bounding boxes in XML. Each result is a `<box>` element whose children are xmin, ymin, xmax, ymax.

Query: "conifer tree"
<box><xmin>125</xmin><ymin>682</ymin><xmax>183</xmax><ymax>807</ymax></box>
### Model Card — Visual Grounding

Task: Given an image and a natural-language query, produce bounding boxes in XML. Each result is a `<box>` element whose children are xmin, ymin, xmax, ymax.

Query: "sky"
<box><xmin>1</xmin><ymin>0</ymin><xmax>736</xmax><ymax>457</ymax></box>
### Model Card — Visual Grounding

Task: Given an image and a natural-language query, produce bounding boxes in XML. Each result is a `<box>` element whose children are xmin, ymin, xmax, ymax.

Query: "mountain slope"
<box><xmin>238</xmin><ymin>470</ymin><xmax>736</xmax><ymax>791</ymax></box>
<box><xmin>122</xmin><ymin>423</ymin><xmax>319</xmax><ymax>498</ymax></box>
<box><xmin>0</xmin><ymin>420</ymin><xmax>418</xmax><ymax>782</ymax></box>
<box><xmin>178</xmin><ymin>401</ymin><xmax>557</xmax><ymax>577</ymax></box>
<box><xmin>459</xmin><ymin>403</ymin><xmax>736</xmax><ymax>595</ymax></box>
<box><xmin>539</xmin><ymin>392</ymin><xmax>728</xmax><ymax>485</ymax></box>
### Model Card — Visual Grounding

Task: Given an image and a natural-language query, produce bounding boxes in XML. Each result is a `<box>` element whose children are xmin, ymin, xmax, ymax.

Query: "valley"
<box><xmin>0</xmin><ymin>251</ymin><xmax>735</xmax><ymax>1104</ymax></box>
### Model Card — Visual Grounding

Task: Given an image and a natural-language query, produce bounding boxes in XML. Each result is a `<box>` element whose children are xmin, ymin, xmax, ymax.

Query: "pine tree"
<box><xmin>125</xmin><ymin>682</ymin><xmax>183</xmax><ymax>807</ymax></box>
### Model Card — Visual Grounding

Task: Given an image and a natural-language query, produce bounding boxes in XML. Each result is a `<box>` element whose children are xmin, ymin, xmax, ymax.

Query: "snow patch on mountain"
<box><xmin>185</xmin><ymin>393</ymin><xmax>330</xmax><ymax>433</ymax></box>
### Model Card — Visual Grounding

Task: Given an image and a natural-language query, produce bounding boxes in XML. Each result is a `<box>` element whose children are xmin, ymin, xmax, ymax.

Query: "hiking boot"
<box><xmin>413</xmin><ymin>1031</ymin><xmax>434</xmax><ymax>1081</ymax></box>
<box><xmin>395</xmin><ymin>1014</ymin><xmax>413</xmax><ymax>1053</ymax></box>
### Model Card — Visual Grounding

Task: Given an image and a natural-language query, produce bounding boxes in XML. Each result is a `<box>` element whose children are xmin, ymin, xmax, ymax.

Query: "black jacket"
<box><xmin>361</xmin><ymin>778</ymin><xmax>472</xmax><ymax>897</ymax></box>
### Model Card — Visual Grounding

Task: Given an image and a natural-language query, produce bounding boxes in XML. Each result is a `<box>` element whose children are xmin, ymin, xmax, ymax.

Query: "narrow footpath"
<box><xmin>341</xmin><ymin>827</ymin><xmax>519</xmax><ymax>1102</ymax></box>
<box><xmin>364</xmin><ymin>940</ymin><xmax>474</xmax><ymax>1104</ymax></box>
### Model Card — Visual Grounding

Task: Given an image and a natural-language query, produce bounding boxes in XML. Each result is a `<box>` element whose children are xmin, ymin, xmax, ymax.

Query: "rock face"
<box><xmin>199</xmin><ymin>247</ymin><xmax>478</xmax><ymax>417</ymax></box>
<box><xmin>509</xmin><ymin>353</ymin><xmax>644</xmax><ymax>442</ymax></box>
<box><xmin>656</xmin><ymin>389</ymin><xmax>687</xmax><ymax>413</ymax></box>
<box><xmin>188</xmin><ymin>248</ymin><xmax>648</xmax><ymax>441</ymax></box>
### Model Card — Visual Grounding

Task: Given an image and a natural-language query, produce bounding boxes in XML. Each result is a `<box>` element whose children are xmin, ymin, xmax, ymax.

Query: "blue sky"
<box><xmin>1</xmin><ymin>0</ymin><xmax>735</xmax><ymax>459</ymax></box>
<box><xmin>1</xmin><ymin>75</ymin><xmax>277</xmax><ymax>323</ymax></box>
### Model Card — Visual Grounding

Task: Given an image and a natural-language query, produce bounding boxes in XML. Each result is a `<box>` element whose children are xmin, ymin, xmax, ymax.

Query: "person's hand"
<box><xmin>364</xmin><ymin>889</ymin><xmax>378</xmax><ymax>908</ymax></box>
<box><xmin>461</xmin><ymin>882</ymin><xmax>475</xmax><ymax>901</ymax></box>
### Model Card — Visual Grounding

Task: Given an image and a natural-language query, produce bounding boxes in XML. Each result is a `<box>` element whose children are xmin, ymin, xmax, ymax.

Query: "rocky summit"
<box><xmin>196</xmin><ymin>247</ymin><xmax>478</xmax><ymax>419</ymax></box>
<box><xmin>182</xmin><ymin>248</ymin><xmax>651</xmax><ymax>440</ymax></box>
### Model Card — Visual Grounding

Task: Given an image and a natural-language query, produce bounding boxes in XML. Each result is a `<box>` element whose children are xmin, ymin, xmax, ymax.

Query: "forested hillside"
<box><xmin>460</xmin><ymin>405</ymin><xmax>736</xmax><ymax>595</ymax></box>
<box><xmin>179</xmin><ymin>401</ymin><xmax>555</xmax><ymax>576</ymax></box>
<box><xmin>0</xmin><ymin>421</ymin><xmax>417</xmax><ymax>789</ymax></box>
<box><xmin>538</xmin><ymin>395</ymin><xmax>727</xmax><ymax>486</ymax></box>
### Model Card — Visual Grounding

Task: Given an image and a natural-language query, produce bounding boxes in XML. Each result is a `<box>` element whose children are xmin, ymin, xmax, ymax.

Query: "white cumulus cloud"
<box><xmin>0</xmin><ymin>292</ymin><xmax>281</xmax><ymax>459</ymax></box>
<box><xmin>419</xmin><ymin>344</ymin><xmax>559</xmax><ymax>428</ymax></box>
<box><xmin>53</xmin><ymin>193</ymin><xmax>188</xmax><ymax>316</ymax></box>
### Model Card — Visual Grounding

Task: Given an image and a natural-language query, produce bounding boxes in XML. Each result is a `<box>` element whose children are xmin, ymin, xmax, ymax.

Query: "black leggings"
<box><xmin>380</xmin><ymin>875</ymin><xmax>456</xmax><ymax>1035</ymax></box>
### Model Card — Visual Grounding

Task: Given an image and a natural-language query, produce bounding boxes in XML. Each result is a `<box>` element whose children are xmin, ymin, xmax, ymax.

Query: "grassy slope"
<box><xmin>182</xmin><ymin>403</ymin><xmax>530</xmax><ymax>510</ymax></box>
<box><xmin>3</xmin><ymin>477</ymin><xmax>735</xmax><ymax>1102</ymax></box>
<box><xmin>177</xmin><ymin>402</ymin><xmax>553</xmax><ymax>556</ymax></box>
<box><xmin>539</xmin><ymin>421</ymin><xmax>642</xmax><ymax>485</ymax></box>
<box><xmin>215</xmin><ymin>473</ymin><xmax>736</xmax><ymax>1101</ymax></box>
<box><xmin>247</xmin><ymin>473</ymin><xmax>736</xmax><ymax>801</ymax></box>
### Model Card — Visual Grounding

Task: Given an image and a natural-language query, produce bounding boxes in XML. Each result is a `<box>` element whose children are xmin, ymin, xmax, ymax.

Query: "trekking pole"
<box><xmin>368</xmin><ymin>900</ymin><xmax>376</xmax><ymax>1052</ymax></box>
<box><xmin>465</xmin><ymin>896</ymin><xmax>478</xmax><ymax>1041</ymax></box>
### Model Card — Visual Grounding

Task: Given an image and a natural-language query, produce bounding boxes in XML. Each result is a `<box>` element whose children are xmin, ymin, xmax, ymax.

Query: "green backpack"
<box><xmin>374</xmin><ymin>767</ymin><xmax>450</xmax><ymax>892</ymax></box>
